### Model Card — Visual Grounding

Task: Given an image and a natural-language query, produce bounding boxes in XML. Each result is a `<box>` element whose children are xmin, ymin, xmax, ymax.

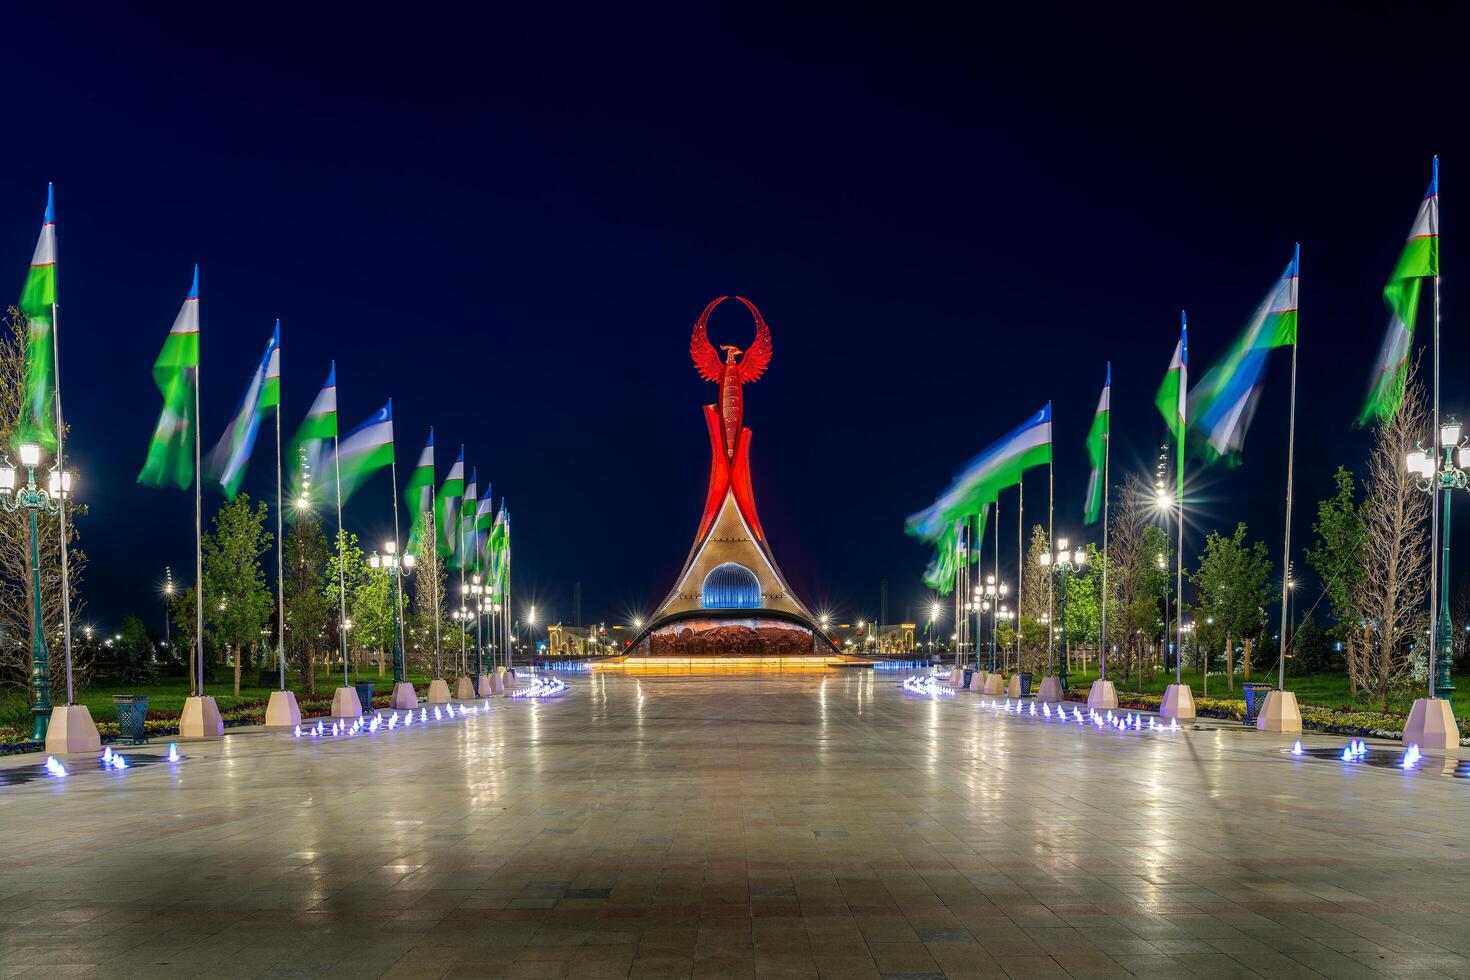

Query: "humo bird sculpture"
<box><xmin>690</xmin><ymin>296</ymin><xmax>773</xmax><ymax>459</ymax></box>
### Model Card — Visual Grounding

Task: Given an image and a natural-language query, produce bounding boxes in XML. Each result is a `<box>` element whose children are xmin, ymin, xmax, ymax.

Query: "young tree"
<box><xmin>1353</xmin><ymin>363</ymin><xmax>1431</xmax><ymax>702</ymax></box>
<box><xmin>1189</xmin><ymin>522</ymin><xmax>1272</xmax><ymax>694</ymax></box>
<box><xmin>323</xmin><ymin>528</ymin><xmax>370</xmax><ymax>672</ymax></box>
<box><xmin>170</xmin><ymin>586</ymin><xmax>202</xmax><ymax>689</ymax></box>
<box><xmin>1109</xmin><ymin>475</ymin><xmax>1169</xmax><ymax>687</ymax></box>
<box><xmin>203</xmin><ymin>495</ymin><xmax>273</xmax><ymax>696</ymax></box>
<box><xmin>114</xmin><ymin>614</ymin><xmax>158</xmax><ymax>686</ymax></box>
<box><xmin>352</xmin><ymin>564</ymin><xmax>395</xmax><ymax>676</ymax></box>
<box><xmin>0</xmin><ymin>308</ymin><xmax>90</xmax><ymax>702</ymax></box>
<box><xmin>410</xmin><ymin>509</ymin><xmax>447</xmax><ymax>678</ymax></box>
<box><xmin>1305</xmin><ymin>466</ymin><xmax>1366</xmax><ymax>693</ymax></box>
<box><xmin>284</xmin><ymin>509</ymin><xmax>331</xmax><ymax>694</ymax></box>
<box><xmin>1063</xmin><ymin>543</ymin><xmax>1105</xmax><ymax>673</ymax></box>
<box><xmin>1018</xmin><ymin>524</ymin><xmax>1050</xmax><ymax>674</ymax></box>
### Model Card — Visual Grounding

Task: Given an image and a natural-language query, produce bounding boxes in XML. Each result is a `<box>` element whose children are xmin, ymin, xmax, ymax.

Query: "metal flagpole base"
<box><xmin>179</xmin><ymin>696</ymin><xmax>224</xmax><ymax>738</ymax></box>
<box><xmin>329</xmin><ymin>687</ymin><xmax>363</xmax><ymax>720</ymax></box>
<box><xmin>1256</xmin><ymin>690</ymin><xmax>1302</xmax><ymax>733</ymax></box>
<box><xmin>426</xmin><ymin>679</ymin><xmax>452</xmax><ymax>704</ymax></box>
<box><xmin>390</xmin><ymin>682</ymin><xmax>418</xmax><ymax>710</ymax></box>
<box><xmin>44</xmin><ymin>705</ymin><xmax>101</xmax><ymax>754</ymax></box>
<box><xmin>1036</xmin><ymin>676</ymin><xmax>1063</xmax><ymax>702</ymax></box>
<box><xmin>266</xmin><ymin>690</ymin><xmax>303</xmax><ymax>727</ymax></box>
<box><xmin>1086</xmin><ymin>679</ymin><xmax>1119</xmax><ymax>710</ymax></box>
<box><xmin>1160</xmin><ymin>684</ymin><xmax>1196</xmax><ymax>721</ymax></box>
<box><xmin>1403</xmin><ymin>697</ymin><xmax>1459</xmax><ymax>749</ymax></box>
<box><xmin>454</xmin><ymin>676</ymin><xmax>476</xmax><ymax>700</ymax></box>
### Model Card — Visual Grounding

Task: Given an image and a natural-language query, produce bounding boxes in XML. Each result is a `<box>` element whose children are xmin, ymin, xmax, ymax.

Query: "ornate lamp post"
<box><xmin>0</xmin><ymin>444</ymin><xmax>77</xmax><ymax>742</ymax></box>
<box><xmin>980</xmin><ymin>574</ymin><xmax>1008</xmax><ymax>671</ymax></box>
<box><xmin>1039</xmin><ymin>536</ymin><xmax>1087</xmax><ymax>700</ymax></box>
<box><xmin>369</xmin><ymin>540</ymin><xmax>415</xmax><ymax>708</ymax></box>
<box><xmin>464</xmin><ymin>575</ymin><xmax>489</xmax><ymax>681</ymax></box>
<box><xmin>1407</xmin><ymin>419</ymin><xmax>1470</xmax><ymax>703</ymax></box>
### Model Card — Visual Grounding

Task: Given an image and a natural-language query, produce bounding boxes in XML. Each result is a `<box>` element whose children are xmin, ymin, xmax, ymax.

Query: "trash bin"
<box><xmin>1243</xmin><ymin>683</ymin><xmax>1272</xmax><ymax>722</ymax></box>
<box><xmin>354</xmin><ymin>682</ymin><xmax>375</xmax><ymax>714</ymax></box>
<box><xmin>962</xmin><ymin>668</ymin><xmax>974</xmax><ymax>688</ymax></box>
<box><xmin>114</xmin><ymin>695</ymin><xmax>149</xmax><ymax>745</ymax></box>
<box><xmin>1018</xmin><ymin>673</ymin><xmax>1033</xmax><ymax>697</ymax></box>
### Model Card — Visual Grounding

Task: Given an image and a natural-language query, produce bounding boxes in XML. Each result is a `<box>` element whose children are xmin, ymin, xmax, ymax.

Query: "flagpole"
<box><xmin>1047</xmin><ymin>445</ymin><xmax>1054</xmax><ymax>676</ymax></box>
<box><xmin>49</xmin><ymin>301</ymin><xmax>75</xmax><ymax>705</ymax></box>
<box><xmin>1016</xmin><ymin>480</ymin><xmax>1022</xmax><ymax>672</ymax></box>
<box><xmin>1100</xmin><ymin>362</ymin><xmax>1110</xmax><ymax>685</ymax></box>
<box><xmin>459</xmin><ymin>493</ymin><xmax>467</xmax><ymax>678</ymax></box>
<box><xmin>1176</xmin><ymin>314</ymin><xmax>1187</xmax><ymax>688</ymax></box>
<box><xmin>992</xmin><ymin>497</ymin><xmax>999</xmax><ymax>671</ymax></box>
<box><xmin>390</xmin><ymin>448</ymin><xmax>406</xmax><ymax>678</ymax></box>
<box><xmin>275</xmin><ymin>364</ymin><xmax>286</xmax><ymax>691</ymax></box>
<box><xmin>1278</xmin><ymin>246</ymin><xmax>1300</xmax><ymax>692</ymax></box>
<box><xmin>194</xmin><ymin>309</ymin><xmax>205</xmax><ymax>699</ymax></box>
<box><xmin>335</xmin><ymin>428</ymin><xmax>347</xmax><ymax>689</ymax></box>
<box><xmin>1430</xmin><ymin>223</ymin><xmax>1442</xmax><ymax>700</ymax></box>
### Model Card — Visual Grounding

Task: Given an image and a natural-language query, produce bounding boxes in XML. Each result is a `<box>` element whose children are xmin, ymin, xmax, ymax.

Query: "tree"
<box><xmin>1189</xmin><ymin>522</ymin><xmax>1272</xmax><ymax>694</ymax></box>
<box><xmin>1288</xmin><ymin>614</ymin><xmax>1333</xmax><ymax>677</ymax></box>
<box><xmin>203</xmin><ymin>495</ymin><xmax>273</xmax><ymax>696</ymax></box>
<box><xmin>1305</xmin><ymin>466</ymin><xmax>1366</xmax><ymax>692</ymax></box>
<box><xmin>1352</xmin><ymin>362</ymin><xmax>1430</xmax><ymax>702</ymax></box>
<box><xmin>409</xmin><ymin>509</ymin><xmax>447</xmax><ymax>678</ymax></box>
<box><xmin>169</xmin><ymin>585</ymin><xmax>203</xmax><ymax>688</ymax></box>
<box><xmin>1063</xmin><ymin>543</ymin><xmax>1107</xmax><ymax>672</ymax></box>
<box><xmin>114</xmin><ymin>615</ymin><xmax>158</xmax><ymax>686</ymax></box>
<box><xmin>284</xmin><ymin>508</ymin><xmax>331</xmax><ymax>694</ymax></box>
<box><xmin>1018</xmin><ymin>524</ymin><xmax>1050</xmax><ymax>674</ymax></box>
<box><xmin>352</xmin><ymin>561</ymin><xmax>395</xmax><ymax>677</ymax></box>
<box><xmin>0</xmin><ymin>308</ymin><xmax>90</xmax><ymax>703</ymax></box>
<box><xmin>323</xmin><ymin>528</ymin><xmax>370</xmax><ymax>672</ymax></box>
<box><xmin>1108</xmin><ymin>474</ymin><xmax>1169</xmax><ymax>687</ymax></box>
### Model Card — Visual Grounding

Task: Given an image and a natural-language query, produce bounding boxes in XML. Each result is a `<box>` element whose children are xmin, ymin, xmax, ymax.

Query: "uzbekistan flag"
<box><xmin>18</xmin><ymin>185</ymin><xmax>58</xmax><ymax>448</ymax></box>
<box><xmin>329</xmin><ymin>400</ymin><xmax>395</xmax><ymax>504</ymax></box>
<box><xmin>404</xmin><ymin>428</ymin><xmax>435</xmax><ymax>545</ymax></box>
<box><xmin>1084</xmin><ymin>363</ymin><xmax>1110</xmax><ymax>524</ymax></box>
<box><xmin>138</xmin><ymin>267</ymin><xmax>201</xmax><ymax>489</ymax></box>
<box><xmin>206</xmin><ymin>323</ymin><xmax>279</xmax><ymax>499</ymax></box>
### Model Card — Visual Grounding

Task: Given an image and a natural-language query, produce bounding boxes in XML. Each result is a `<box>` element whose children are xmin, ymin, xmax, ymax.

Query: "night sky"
<box><xmin>3</xmin><ymin>6</ymin><xmax>1462</xmax><ymax>634</ymax></box>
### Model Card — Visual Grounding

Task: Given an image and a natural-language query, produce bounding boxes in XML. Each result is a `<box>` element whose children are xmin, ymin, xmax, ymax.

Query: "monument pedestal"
<box><xmin>1160</xmin><ymin>684</ymin><xmax>1196</xmax><ymax>721</ymax></box>
<box><xmin>427</xmin><ymin>679</ymin><xmax>452</xmax><ymax>704</ymax></box>
<box><xmin>1087</xmin><ymin>679</ymin><xmax>1119</xmax><ymax>710</ymax></box>
<box><xmin>266</xmin><ymin>691</ymin><xmax>302</xmax><ymax>727</ymax></box>
<box><xmin>1036</xmin><ymin>675</ymin><xmax>1063</xmax><ymax>703</ymax></box>
<box><xmin>329</xmin><ymin>687</ymin><xmax>363</xmax><ymax>719</ymax></box>
<box><xmin>1404</xmin><ymin>697</ymin><xmax>1460</xmax><ymax>749</ymax></box>
<box><xmin>455</xmin><ymin>676</ymin><xmax>477</xmax><ymax>700</ymax></box>
<box><xmin>1256</xmin><ymin>690</ymin><xmax>1302</xmax><ymax>733</ymax></box>
<box><xmin>179</xmin><ymin>696</ymin><xmax>223</xmax><ymax>738</ymax></box>
<box><xmin>390</xmin><ymin>681</ymin><xmax>418</xmax><ymax>710</ymax></box>
<box><xmin>45</xmin><ymin>705</ymin><xmax>101</xmax><ymax>754</ymax></box>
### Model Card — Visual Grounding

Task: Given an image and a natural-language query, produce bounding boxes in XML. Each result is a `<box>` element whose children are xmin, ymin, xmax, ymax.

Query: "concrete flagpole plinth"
<box><xmin>180</xmin><ymin>696</ymin><xmax>223</xmax><ymax>737</ymax></box>
<box><xmin>266</xmin><ymin>690</ymin><xmax>302</xmax><ymax>727</ymax></box>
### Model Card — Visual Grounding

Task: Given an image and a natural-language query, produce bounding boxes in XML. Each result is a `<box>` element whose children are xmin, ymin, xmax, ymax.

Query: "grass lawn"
<box><xmin>1057</xmin><ymin>664</ymin><xmax>1470</xmax><ymax>719</ymax></box>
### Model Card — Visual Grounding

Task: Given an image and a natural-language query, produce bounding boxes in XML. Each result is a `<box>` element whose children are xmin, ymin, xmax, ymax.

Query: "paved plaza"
<box><xmin>4</xmin><ymin>670</ymin><xmax>1470</xmax><ymax>979</ymax></box>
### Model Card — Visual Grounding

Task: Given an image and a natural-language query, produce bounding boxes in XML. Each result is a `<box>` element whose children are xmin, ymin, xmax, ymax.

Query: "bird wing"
<box><xmin>690</xmin><ymin>295</ymin><xmax>727</xmax><ymax>382</ymax></box>
<box><xmin>736</xmin><ymin>296</ymin><xmax>773</xmax><ymax>383</ymax></box>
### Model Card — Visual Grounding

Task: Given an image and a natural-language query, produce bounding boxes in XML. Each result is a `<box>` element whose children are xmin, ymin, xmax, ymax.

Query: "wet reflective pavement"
<box><xmin>3</xmin><ymin>670</ymin><xmax>1470</xmax><ymax>978</ymax></box>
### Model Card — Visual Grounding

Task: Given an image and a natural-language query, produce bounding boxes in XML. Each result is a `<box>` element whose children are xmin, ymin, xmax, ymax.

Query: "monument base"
<box><xmin>390</xmin><ymin>681</ymin><xmax>418</xmax><ymax>710</ymax></box>
<box><xmin>1087</xmin><ymin>679</ymin><xmax>1119</xmax><ymax>710</ymax></box>
<box><xmin>1256</xmin><ymin>690</ymin><xmax>1302</xmax><ymax>733</ymax></box>
<box><xmin>1036</xmin><ymin>676</ymin><xmax>1063</xmax><ymax>703</ymax></box>
<box><xmin>330</xmin><ymin>687</ymin><xmax>363</xmax><ymax>719</ymax></box>
<box><xmin>45</xmin><ymin>705</ymin><xmax>101</xmax><ymax>754</ymax></box>
<box><xmin>266</xmin><ymin>691</ymin><xmax>302</xmax><ymax>727</ymax></box>
<box><xmin>179</xmin><ymin>696</ymin><xmax>223</xmax><ymax>738</ymax></box>
<box><xmin>1160</xmin><ymin>684</ymin><xmax>1196</xmax><ymax>721</ymax></box>
<box><xmin>1404</xmin><ymin>697</ymin><xmax>1460</xmax><ymax>749</ymax></box>
<box><xmin>426</xmin><ymin>679</ymin><xmax>452</xmax><ymax>704</ymax></box>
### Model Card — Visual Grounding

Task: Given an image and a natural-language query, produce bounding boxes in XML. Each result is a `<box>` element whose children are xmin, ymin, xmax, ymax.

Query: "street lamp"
<box><xmin>1</xmin><ymin>444</ymin><xmax>78</xmax><ymax>740</ymax></box>
<box><xmin>979</xmin><ymin>574</ymin><xmax>1008</xmax><ymax>671</ymax></box>
<box><xmin>1039</xmin><ymin>536</ymin><xmax>1087</xmax><ymax>696</ymax></box>
<box><xmin>368</xmin><ymin>540</ymin><xmax>414</xmax><ymax>700</ymax></box>
<box><xmin>1407</xmin><ymin>418</ymin><xmax>1470</xmax><ymax>702</ymax></box>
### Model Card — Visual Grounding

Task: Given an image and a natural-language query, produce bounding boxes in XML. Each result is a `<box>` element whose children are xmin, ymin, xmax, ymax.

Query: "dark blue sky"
<box><xmin>4</xmin><ymin>5</ymin><xmax>1461</xmax><ymax>632</ymax></box>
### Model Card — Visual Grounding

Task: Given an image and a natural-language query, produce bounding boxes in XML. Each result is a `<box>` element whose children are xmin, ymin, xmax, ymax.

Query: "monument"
<box><xmin>622</xmin><ymin>296</ymin><xmax>844</xmax><ymax>662</ymax></box>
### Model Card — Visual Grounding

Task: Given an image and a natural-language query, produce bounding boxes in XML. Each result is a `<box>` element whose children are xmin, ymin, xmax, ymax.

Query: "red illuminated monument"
<box><xmin>624</xmin><ymin>296</ymin><xmax>841</xmax><ymax>660</ymax></box>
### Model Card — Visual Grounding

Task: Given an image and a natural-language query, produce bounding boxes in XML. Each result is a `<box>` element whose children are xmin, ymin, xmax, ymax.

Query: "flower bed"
<box><xmin>0</xmin><ymin>684</ymin><xmax>429</xmax><ymax>755</ymax></box>
<box><xmin>1063</xmin><ymin>688</ymin><xmax>1470</xmax><ymax>744</ymax></box>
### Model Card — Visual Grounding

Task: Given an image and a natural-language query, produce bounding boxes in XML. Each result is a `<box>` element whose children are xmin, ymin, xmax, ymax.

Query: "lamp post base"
<box><xmin>1087</xmin><ymin>679</ymin><xmax>1119</xmax><ymax>710</ymax></box>
<box><xmin>390</xmin><ymin>682</ymin><xmax>418</xmax><ymax>710</ymax></box>
<box><xmin>329</xmin><ymin>687</ymin><xmax>363</xmax><ymax>720</ymax></box>
<box><xmin>454</xmin><ymin>676</ymin><xmax>477</xmax><ymax>700</ymax></box>
<box><xmin>179</xmin><ymin>696</ymin><xmax>224</xmax><ymax>738</ymax></box>
<box><xmin>1036</xmin><ymin>675</ymin><xmax>1063</xmax><ymax>702</ymax></box>
<box><xmin>1256</xmin><ymin>690</ymin><xmax>1302</xmax><ymax>733</ymax></box>
<box><xmin>1404</xmin><ymin>697</ymin><xmax>1460</xmax><ymax>749</ymax></box>
<box><xmin>265</xmin><ymin>691</ymin><xmax>303</xmax><ymax>727</ymax></box>
<box><xmin>1160</xmin><ymin>684</ymin><xmax>1196</xmax><ymax>721</ymax></box>
<box><xmin>426</xmin><ymin>678</ymin><xmax>452</xmax><ymax>704</ymax></box>
<box><xmin>45</xmin><ymin>705</ymin><xmax>100</xmax><ymax>754</ymax></box>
